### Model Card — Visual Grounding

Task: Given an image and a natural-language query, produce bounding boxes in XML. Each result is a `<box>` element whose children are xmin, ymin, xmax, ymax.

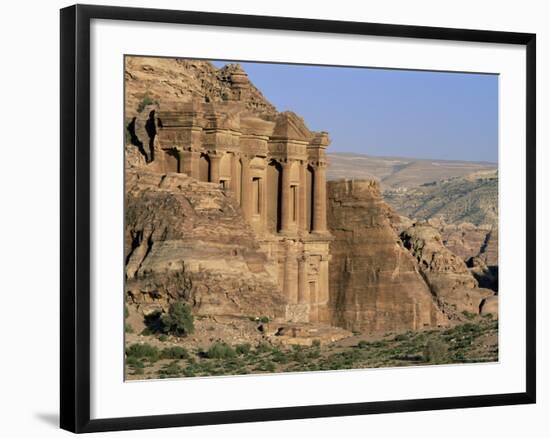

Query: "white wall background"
<box><xmin>0</xmin><ymin>0</ymin><xmax>546</xmax><ymax>436</ymax></box>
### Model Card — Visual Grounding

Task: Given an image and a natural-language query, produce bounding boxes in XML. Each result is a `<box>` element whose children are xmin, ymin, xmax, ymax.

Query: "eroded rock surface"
<box><xmin>400</xmin><ymin>223</ymin><xmax>496</xmax><ymax>318</ymax></box>
<box><xmin>327</xmin><ymin>179</ymin><xmax>447</xmax><ymax>333</ymax></box>
<box><xmin>125</xmin><ymin>57</ymin><xmax>276</xmax><ymax>119</ymax></box>
<box><xmin>125</xmin><ymin>169</ymin><xmax>287</xmax><ymax>320</ymax></box>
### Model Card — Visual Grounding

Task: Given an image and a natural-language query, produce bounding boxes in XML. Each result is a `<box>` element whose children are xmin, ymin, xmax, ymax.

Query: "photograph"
<box><xmin>123</xmin><ymin>55</ymin><xmax>499</xmax><ymax>380</ymax></box>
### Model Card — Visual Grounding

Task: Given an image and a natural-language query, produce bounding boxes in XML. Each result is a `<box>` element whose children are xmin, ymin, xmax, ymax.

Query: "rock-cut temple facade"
<box><xmin>151</xmin><ymin>67</ymin><xmax>332</xmax><ymax>324</ymax></box>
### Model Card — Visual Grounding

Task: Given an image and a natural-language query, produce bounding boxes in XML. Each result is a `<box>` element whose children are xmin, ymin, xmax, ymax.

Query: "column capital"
<box><xmin>311</xmin><ymin>161</ymin><xmax>328</xmax><ymax>169</ymax></box>
<box><xmin>208</xmin><ymin>152</ymin><xmax>222</xmax><ymax>161</ymax></box>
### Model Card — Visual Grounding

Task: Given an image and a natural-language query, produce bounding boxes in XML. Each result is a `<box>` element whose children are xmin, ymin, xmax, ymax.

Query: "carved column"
<box><xmin>231</xmin><ymin>154</ymin><xmax>241</xmax><ymax>204</ymax></box>
<box><xmin>319</xmin><ymin>257</ymin><xmax>329</xmax><ymax>304</ymax></box>
<box><xmin>280</xmin><ymin>161</ymin><xmax>292</xmax><ymax>233</ymax></box>
<box><xmin>240</xmin><ymin>156</ymin><xmax>252</xmax><ymax>220</ymax></box>
<box><xmin>260</xmin><ymin>168</ymin><xmax>268</xmax><ymax>231</ymax></box>
<box><xmin>312</xmin><ymin>163</ymin><xmax>328</xmax><ymax>233</ymax></box>
<box><xmin>298</xmin><ymin>161</ymin><xmax>308</xmax><ymax>232</ymax></box>
<box><xmin>297</xmin><ymin>255</ymin><xmax>309</xmax><ymax>305</ymax></box>
<box><xmin>181</xmin><ymin>150</ymin><xmax>200</xmax><ymax>179</ymax></box>
<box><xmin>209</xmin><ymin>153</ymin><xmax>221</xmax><ymax>184</ymax></box>
<box><xmin>284</xmin><ymin>244</ymin><xmax>298</xmax><ymax>304</ymax></box>
<box><xmin>317</xmin><ymin>256</ymin><xmax>330</xmax><ymax>322</ymax></box>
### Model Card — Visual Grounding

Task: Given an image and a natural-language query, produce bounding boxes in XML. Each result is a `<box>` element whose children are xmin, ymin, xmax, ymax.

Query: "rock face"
<box><xmin>125</xmin><ymin>57</ymin><xmax>276</xmax><ymax>119</ymax></box>
<box><xmin>400</xmin><ymin>224</ymin><xmax>496</xmax><ymax>318</ymax></box>
<box><xmin>424</xmin><ymin>219</ymin><xmax>499</xmax><ymax>291</ymax></box>
<box><xmin>432</xmin><ymin>220</ymin><xmax>498</xmax><ymax>267</ymax></box>
<box><xmin>125</xmin><ymin>169</ymin><xmax>287</xmax><ymax>320</ymax></box>
<box><xmin>327</xmin><ymin>179</ymin><xmax>447</xmax><ymax>333</ymax></box>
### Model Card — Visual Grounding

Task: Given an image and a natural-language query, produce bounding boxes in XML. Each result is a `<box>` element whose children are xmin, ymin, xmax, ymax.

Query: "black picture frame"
<box><xmin>60</xmin><ymin>4</ymin><xmax>536</xmax><ymax>433</ymax></box>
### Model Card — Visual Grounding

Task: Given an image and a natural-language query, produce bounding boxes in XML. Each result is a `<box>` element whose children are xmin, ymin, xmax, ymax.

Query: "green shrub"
<box><xmin>140</xmin><ymin>327</ymin><xmax>153</xmax><ymax>336</ymax></box>
<box><xmin>159</xmin><ymin>361</ymin><xmax>182</xmax><ymax>377</ymax></box>
<box><xmin>259</xmin><ymin>316</ymin><xmax>270</xmax><ymax>324</ymax></box>
<box><xmin>312</xmin><ymin>339</ymin><xmax>321</xmax><ymax>348</ymax></box>
<box><xmin>291</xmin><ymin>348</ymin><xmax>307</xmax><ymax>363</ymax></box>
<box><xmin>158</xmin><ymin>334</ymin><xmax>168</xmax><ymax>342</ymax></box>
<box><xmin>126</xmin><ymin>343</ymin><xmax>160</xmax><ymax>363</ymax></box>
<box><xmin>235</xmin><ymin>343</ymin><xmax>252</xmax><ymax>355</ymax></box>
<box><xmin>393</xmin><ymin>333</ymin><xmax>408</xmax><ymax>342</ymax></box>
<box><xmin>255</xmin><ymin>341</ymin><xmax>273</xmax><ymax>354</ymax></box>
<box><xmin>136</xmin><ymin>95</ymin><xmax>158</xmax><ymax>113</ymax></box>
<box><xmin>271</xmin><ymin>350</ymin><xmax>290</xmax><ymax>364</ymax></box>
<box><xmin>357</xmin><ymin>340</ymin><xmax>369</xmax><ymax>349</ymax></box>
<box><xmin>307</xmin><ymin>348</ymin><xmax>321</xmax><ymax>359</ymax></box>
<box><xmin>462</xmin><ymin>310</ymin><xmax>477</xmax><ymax>320</ymax></box>
<box><xmin>160</xmin><ymin>346</ymin><xmax>189</xmax><ymax>360</ymax></box>
<box><xmin>126</xmin><ymin>356</ymin><xmax>145</xmax><ymax>369</ymax></box>
<box><xmin>262</xmin><ymin>361</ymin><xmax>276</xmax><ymax>372</ymax></box>
<box><xmin>161</xmin><ymin>302</ymin><xmax>194</xmax><ymax>337</ymax></box>
<box><xmin>423</xmin><ymin>338</ymin><xmax>449</xmax><ymax>363</ymax></box>
<box><xmin>206</xmin><ymin>342</ymin><xmax>236</xmax><ymax>359</ymax></box>
<box><xmin>125</xmin><ymin>322</ymin><xmax>134</xmax><ymax>334</ymax></box>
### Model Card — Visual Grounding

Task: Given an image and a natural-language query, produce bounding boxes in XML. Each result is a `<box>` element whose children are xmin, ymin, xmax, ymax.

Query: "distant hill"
<box><xmin>383</xmin><ymin>170</ymin><xmax>498</xmax><ymax>227</ymax></box>
<box><xmin>326</xmin><ymin>152</ymin><xmax>496</xmax><ymax>189</ymax></box>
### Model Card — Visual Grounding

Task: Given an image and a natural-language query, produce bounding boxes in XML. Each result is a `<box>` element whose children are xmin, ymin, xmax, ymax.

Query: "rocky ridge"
<box><xmin>400</xmin><ymin>223</ymin><xmax>496</xmax><ymax>319</ymax></box>
<box><xmin>125</xmin><ymin>169</ymin><xmax>287</xmax><ymax>320</ymax></box>
<box><xmin>383</xmin><ymin>169</ymin><xmax>498</xmax><ymax>227</ymax></box>
<box><xmin>125</xmin><ymin>57</ymin><xmax>277</xmax><ymax>119</ymax></box>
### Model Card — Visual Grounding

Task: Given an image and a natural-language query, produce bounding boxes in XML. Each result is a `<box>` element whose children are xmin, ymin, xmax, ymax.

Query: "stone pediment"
<box><xmin>240</xmin><ymin>115</ymin><xmax>276</xmax><ymax>137</ymax></box>
<box><xmin>272</xmin><ymin>111</ymin><xmax>313</xmax><ymax>142</ymax></box>
<box><xmin>202</xmin><ymin>102</ymin><xmax>244</xmax><ymax>130</ymax></box>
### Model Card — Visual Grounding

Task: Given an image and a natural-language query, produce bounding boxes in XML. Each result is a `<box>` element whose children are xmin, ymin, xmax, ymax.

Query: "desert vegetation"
<box><xmin>125</xmin><ymin>318</ymin><xmax>498</xmax><ymax>380</ymax></box>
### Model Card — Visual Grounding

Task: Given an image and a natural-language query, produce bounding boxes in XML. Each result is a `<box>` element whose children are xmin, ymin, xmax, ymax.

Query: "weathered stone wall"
<box><xmin>125</xmin><ymin>169</ymin><xmax>287</xmax><ymax>320</ymax></box>
<box><xmin>327</xmin><ymin>179</ymin><xmax>447</xmax><ymax>333</ymax></box>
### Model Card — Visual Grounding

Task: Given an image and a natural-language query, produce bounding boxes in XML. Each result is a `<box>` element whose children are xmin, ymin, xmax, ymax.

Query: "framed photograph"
<box><xmin>60</xmin><ymin>4</ymin><xmax>536</xmax><ymax>433</ymax></box>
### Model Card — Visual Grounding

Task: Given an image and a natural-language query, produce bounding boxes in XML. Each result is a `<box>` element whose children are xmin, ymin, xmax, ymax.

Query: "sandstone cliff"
<box><xmin>400</xmin><ymin>223</ymin><xmax>496</xmax><ymax>318</ymax></box>
<box><xmin>327</xmin><ymin>179</ymin><xmax>447</xmax><ymax>333</ymax></box>
<box><xmin>125</xmin><ymin>57</ymin><xmax>277</xmax><ymax>119</ymax></box>
<box><xmin>125</xmin><ymin>169</ymin><xmax>287</xmax><ymax>320</ymax></box>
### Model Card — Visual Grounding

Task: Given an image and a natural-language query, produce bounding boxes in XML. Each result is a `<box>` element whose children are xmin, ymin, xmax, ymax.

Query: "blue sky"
<box><xmin>212</xmin><ymin>60</ymin><xmax>498</xmax><ymax>163</ymax></box>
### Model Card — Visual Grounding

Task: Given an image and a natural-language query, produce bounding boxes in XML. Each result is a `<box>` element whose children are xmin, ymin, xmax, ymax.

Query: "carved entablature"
<box><xmin>240</xmin><ymin>135</ymin><xmax>269</xmax><ymax>158</ymax></box>
<box><xmin>157</xmin><ymin>128</ymin><xmax>201</xmax><ymax>151</ymax></box>
<box><xmin>157</xmin><ymin>102</ymin><xmax>206</xmax><ymax>128</ymax></box>
<box><xmin>202</xmin><ymin>130</ymin><xmax>241</xmax><ymax>152</ymax></box>
<box><xmin>268</xmin><ymin>140</ymin><xmax>309</xmax><ymax>162</ymax></box>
